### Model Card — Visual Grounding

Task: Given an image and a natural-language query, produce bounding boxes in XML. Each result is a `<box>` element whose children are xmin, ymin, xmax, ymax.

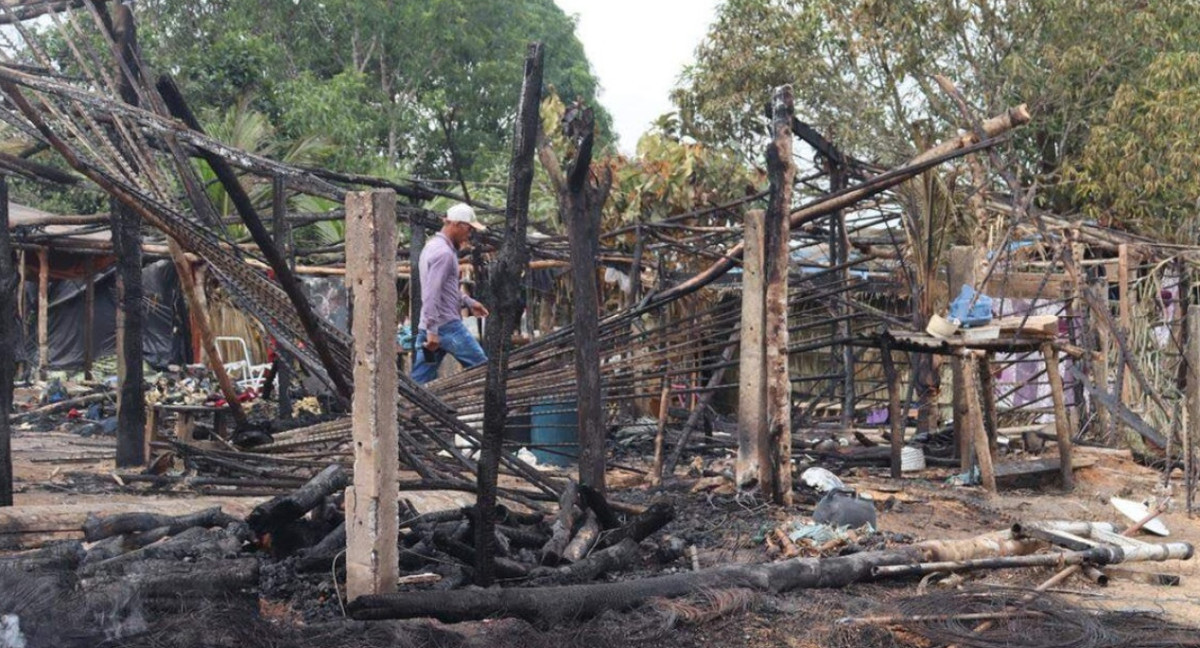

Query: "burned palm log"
<box><xmin>577</xmin><ymin>483</ymin><xmax>621</xmax><ymax>530</ymax></box>
<box><xmin>497</xmin><ymin>524</ymin><xmax>548</xmax><ymax>549</ymax></box>
<box><xmin>82</xmin><ymin>506</ymin><xmax>235</xmax><ymax>542</ymax></box>
<box><xmin>79</xmin><ymin>525</ymin><xmax>246</xmax><ymax>578</ymax></box>
<box><xmin>561</xmin><ymin>510</ymin><xmax>600</xmax><ymax>563</ymax></box>
<box><xmin>350</xmin><ymin>547</ymin><xmax>923</xmax><ymax>624</ymax></box>
<box><xmin>0</xmin><ymin>540</ymin><xmax>84</xmax><ymax>573</ymax></box>
<box><xmin>295</xmin><ymin>520</ymin><xmax>347</xmax><ymax>573</ymax></box>
<box><xmin>246</xmin><ymin>464</ymin><xmax>348</xmax><ymax>537</ymax></box>
<box><xmin>80</xmin><ymin>557</ymin><xmax>260</xmax><ymax>613</ymax></box>
<box><xmin>595</xmin><ymin>501</ymin><xmax>674</xmax><ymax>551</ymax></box>
<box><xmin>529</xmin><ymin>537</ymin><xmax>641</xmax><ymax>585</ymax></box>
<box><xmin>431</xmin><ymin>528</ymin><xmax>529</xmax><ymax>579</ymax></box>
<box><xmin>540</xmin><ymin>480</ymin><xmax>580</xmax><ymax>565</ymax></box>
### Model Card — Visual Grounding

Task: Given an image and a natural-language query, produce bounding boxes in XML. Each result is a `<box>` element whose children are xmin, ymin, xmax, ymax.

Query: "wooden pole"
<box><xmin>737</xmin><ymin>209</ymin><xmax>766</xmax><ymax>489</ymax></box>
<box><xmin>408</xmin><ymin>217</ymin><xmax>425</xmax><ymax>362</ymax></box>
<box><xmin>979</xmin><ymin>352</ymin><xmax>999</xmax><ymax>458</ymax></box>
<box><xmin>1042</xmin><ymin>341</ymin><xmax>1074</xmax><ymax>490</ymax></box>
<box><xmin>948</xmin><ymin>246</ymin><xmax>978</xmax><ymax>468</ymax></box>
<box><xmin>1186</xmin><ymin>305</ymin><xmax>1199</xmax><ymax>516</ymax></box>
<box><xmin>881</xmin><ymin>336</ymin><xmax>903</xmax><ymax>479</ymax></box>
<box><xmin>1118</xmin><ymin>244</ymin><xmax>1132</xmax><ymax>406</ymax></box>
<box><xmin>475</xmin><ymin>43</ymin><xmax>541</xmax><ymax>587</ymax></box>
<box><xmin>560</xmin><ymin>105</ymin><xmax>609</xmax><ymax>494</ymax></box>
<box><xmin>763</xmin><ymin>86</ymin><xmax>795</xmax><ymax>506</ymax></box>
<box><xmin>0</xmin><ymin>176</ymin><xmax>17</xmax><ymax>506</ymax></box>
<box><xmin>36</xmin><ymin>246</ymin><xmax>48</xmax><ymax>381</ymax></box>
<box><xmin>651</xmin><ymin>379</ymin><xmax>669</xmax><ymax>487</ymax></box>
<box><xmin>962</xmin><ymin>353</ymin><xmax>996</xmax><ymax>493</ymax></box>
<box><xmin>272</xmin><ymin>174</ymin><xmax>292</xmax><ymax>420</ymax></box>
<box><xmin>345</xmin><ymin>189</ymin><xmax>399</xmax><ymax>600</ymax></box>
<box><xmin>82</xmin><ymin>256</ymin><xmax>95</xmax><ymax>382</ymax></box>
<box><xmin>1093</xmin><ymin>284</ymin><xmax>1112</xmax><ymax>442</ymax></box>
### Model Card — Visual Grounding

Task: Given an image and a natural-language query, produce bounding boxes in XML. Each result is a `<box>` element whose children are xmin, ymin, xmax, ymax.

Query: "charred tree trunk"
<box><xmin>475</xmin><ymin>42</ymin><xmax>543</xmax><ymax>587</ymax></box>
<box><xmin>247</xmin><ymin>464</ymin><xmax>349</xmax><ymax>537</ymax></box>
<box><xmin>559</xmin><ymin>103</ymin><xmax>612</xmax><ymax>494</ymax></box>
<box><xmin>272</xmin><ymin>174</ymin><xmax>293</xmax><ymax>420</ymax></box>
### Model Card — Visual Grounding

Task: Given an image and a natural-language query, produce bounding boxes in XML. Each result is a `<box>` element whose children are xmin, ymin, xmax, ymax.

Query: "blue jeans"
<box><xmin>412</xmin><ymin>319</ymin><xmax>487</xmax><ymax>384</ymax></box>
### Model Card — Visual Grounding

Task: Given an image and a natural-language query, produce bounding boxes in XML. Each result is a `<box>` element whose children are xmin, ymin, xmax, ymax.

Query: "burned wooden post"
<box><xmin>83</xmin><ymin>256</ymin><xmax>95</xmax><ymax>382</ymax></box>
<box><xmin>559</xmin><ymin>103</ymin><xmax>611</xmax><ymax>493</ymax></box>
<box><xmin>1118</xmin><ymin>243</ymin><xmax>1133</xmax><ymax>407</ymax></box>
<box><xmin>881</xmin><ymin>336</ymin><xmax>903</xmax><ymax>479</ymax></box>
<box><xmin>1042</xmin><ymin>341</ymin><xmax>1074</xmax><ymax>490</ymax></box>
<box><xmin>35</xmin><ymin>246</ymin><xmax>48</xmax><ymax>380</ymax></box>
<box><xmin>272</xmin><ymin>174</ymin><xmax>292</xmax><ymax>420</ymax></box>
<box><xmin>763</xmin><ymin>85</ymin><xmax>795</xmax><ymax>505</ymax></box>
<box><xmin>109</xmin><ymin>2</ymin><xmax>146</xmax><ymax>467</ymax></box>
<box><xmin>0</xmin><ymin>176</ymin><xmax>16</xmax><ymax>506</ymax></box>
<box><xmin>475</xmin><ymin>42</ymin><xmax>542</xmax><ymax>587</ymax></box>
<box><xmin>737</xmin><ymin>210</ymin><xmax>766</xmax><ymax>489</ymax></box>
<box><xmin>408</xmin><ymin>216</ymin><xmax>425</xmax><ymax>362</ymax></box>
<box><xmin>979</xmin><ymin>352</ymin><xmax>999</xmax><ymax>458</ymax></box>
<box><xmin>345</xmin><ymin>190</ymin><xmax>399</xmax><ymax>599</ymax></box>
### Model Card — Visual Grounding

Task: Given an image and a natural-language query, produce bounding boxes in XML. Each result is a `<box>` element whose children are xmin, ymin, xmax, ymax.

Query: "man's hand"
<box><xmin>424</xmin><ymin>331</ymin><xmax>440</xmax><ymax>351</ymax></box>
<box><xmin>470</xmin><ymin>302</ymin><xmax>490</xmax><ymax>318</ymax></box>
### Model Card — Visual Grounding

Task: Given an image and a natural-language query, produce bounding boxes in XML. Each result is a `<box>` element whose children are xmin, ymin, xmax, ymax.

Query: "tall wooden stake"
<box><xmin>36</xmin><ymin>247</ymin><xmax>48</xmax><ymax>381</ymax></box>
<box><xmin>763</xmin><ymin>85</ymin><xmax>795</xmax><ymax>506</ymax></box>
<box><xmin>83</xmin><ymin>256</ymin><xmax>95</xmax><ymax>382</ymax></box>
<box><xmin>561</xmin><ymin>105</ymin><xmax>610</xmax><ymax>494</ymax></box>
<box><xmin>0</xmin><ymin>176</ymin><xmax>17</xmax><ymax>506</ymax></box>
<box><xmin>1118</xmin><ymin>244</ymin><xmax>1132</xmax><ymax>406</ymax></box>
<box><xmin>345</xmin><ymin>189</ymin><xmax>399</xmax><ymax>599</ymax></box>
<box><xmin>272</xmin><ymin>174</ymin><xmax>292</xmax><ymax>420</ymax></box>
<box><xmin>475</xmin><ymin>42</ymin><xmax>542</xmax><ymax>587</ymax></box>
<box><xmin>1042</xmin><ymin>341</ymin><xmax>1075</xmax><ymax>490</ymax></box>
<box><xmin>736</xmin><ymin>210</ymin><xmax>767</xmax><ymax>489</ymax></box>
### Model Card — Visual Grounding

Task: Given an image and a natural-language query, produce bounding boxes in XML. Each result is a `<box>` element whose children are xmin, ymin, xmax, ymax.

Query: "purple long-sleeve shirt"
<box><xmin>418</xmin><ymin>232</ymin><xmax>477</xmax><ymax>335</ymax></box>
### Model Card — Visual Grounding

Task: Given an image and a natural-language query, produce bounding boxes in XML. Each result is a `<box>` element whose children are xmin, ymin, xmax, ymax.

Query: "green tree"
<box><xmin>135</xmin><ymin>0</ymin><xmax>611</xmax><ymax>179</ymax></box>
<box><xmin>672</xmin><ymin>0</ymin><xmax>1200</xmax><ymax>235</ymax></box>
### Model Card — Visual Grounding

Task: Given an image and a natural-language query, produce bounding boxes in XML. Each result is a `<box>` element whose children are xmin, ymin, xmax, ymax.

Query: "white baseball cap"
<box><xmin>446</xmin><ymin>203</ymin><xmax>486</xmax><ymax>231</ymax></box>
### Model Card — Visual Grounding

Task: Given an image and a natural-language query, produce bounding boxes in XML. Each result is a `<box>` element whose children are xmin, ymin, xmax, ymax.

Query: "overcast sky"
<box><xmin>553</xmin><ymin>0</ymin><xmax>722</xmax><ymax>154</ymax></box>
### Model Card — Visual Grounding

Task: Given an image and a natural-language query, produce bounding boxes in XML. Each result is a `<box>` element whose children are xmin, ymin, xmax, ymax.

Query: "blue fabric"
<box><xmin>411</xmin><ymin>319</ymin><xmax>487</xmax><ymax>384</ymax></box>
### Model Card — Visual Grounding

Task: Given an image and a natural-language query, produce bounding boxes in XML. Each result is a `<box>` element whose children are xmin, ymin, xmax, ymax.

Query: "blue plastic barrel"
<box><xmin>530</xmin><ymin>399</ymin><xmax>578</xmax><ymax>466</ymax></box>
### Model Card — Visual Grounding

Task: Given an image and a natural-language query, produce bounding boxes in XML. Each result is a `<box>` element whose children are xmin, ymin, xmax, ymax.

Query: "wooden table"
<box><xmin>145</xmin><ymin>402</ymin><xmax>234</xmax><ymax>458</ymax></box>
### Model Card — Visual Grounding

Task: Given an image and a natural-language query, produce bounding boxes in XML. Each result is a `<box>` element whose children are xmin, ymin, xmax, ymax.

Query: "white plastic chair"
<box><xmin>214</xmin><ymin>336</ymin><xmax>271</xmax><ymax>391</ymax></box>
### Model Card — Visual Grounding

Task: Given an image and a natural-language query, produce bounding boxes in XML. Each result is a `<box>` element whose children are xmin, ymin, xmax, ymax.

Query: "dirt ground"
<box><xmin>4</xmin><ymin>416</ymin><xmax>1199</xmax><ymax>647</ymax></box>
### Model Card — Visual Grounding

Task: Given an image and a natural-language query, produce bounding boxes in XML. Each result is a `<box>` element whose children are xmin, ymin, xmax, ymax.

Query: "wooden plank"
<box><xmin>1043</xmin><ymin>342</ymin><xmax>1075</xmax><ymax>490</ymax></box>
<box><xmin>763</xmin><ymin>86</ymin><xmax>794</xmax><ymax>506</ymax></box>
<box><xmin>736</xmin><ymin>210</ymin><xmax>766</xmax><ymax>489</ymax></box>
<box><xmin>984</xmin><ymin>272</ymin><xmax>1070</xmax><ymax>300</ymax></box>
<box><xmin>345</xmin><ymin>189</ymin><xmax>399</xmax><ymax>599</ymax></box>
<box><xmin>994</xmin><ymin>456</ymin><xmax>1097</xmax><ymax>490</ymax></box>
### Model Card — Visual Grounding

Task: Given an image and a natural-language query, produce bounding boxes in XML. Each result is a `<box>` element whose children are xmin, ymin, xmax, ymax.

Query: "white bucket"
<box><xmin>900</xmin><ymin>446</ymin><xmax>926</xmax><ymax>472</ymax></box>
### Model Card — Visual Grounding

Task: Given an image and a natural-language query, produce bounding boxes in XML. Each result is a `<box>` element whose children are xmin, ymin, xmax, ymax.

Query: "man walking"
<box><xmin>412</xmin><ymin>203</ymin><xmax>490</xmax><ymax>384</ymax></box>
